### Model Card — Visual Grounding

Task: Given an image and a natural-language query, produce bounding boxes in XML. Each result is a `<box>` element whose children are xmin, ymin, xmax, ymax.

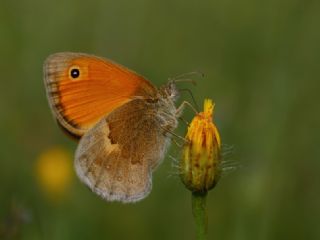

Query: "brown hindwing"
<box><xmin>75</xmin><ymin>99</ymin><xmax>170</xmax><ymax>203</ymax></box>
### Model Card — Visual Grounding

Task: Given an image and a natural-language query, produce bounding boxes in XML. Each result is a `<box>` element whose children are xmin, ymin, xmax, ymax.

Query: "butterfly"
<box><xmin>43</xmin><ymin>52</ymin><xmax>182</xmax><ymax>203</ymax></box>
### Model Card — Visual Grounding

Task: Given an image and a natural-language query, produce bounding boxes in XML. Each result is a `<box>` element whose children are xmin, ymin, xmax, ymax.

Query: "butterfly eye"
<box><xmin>70</xmin><ymin>67</ymin><xmax>80</xmax><ymax>79</ymax></box>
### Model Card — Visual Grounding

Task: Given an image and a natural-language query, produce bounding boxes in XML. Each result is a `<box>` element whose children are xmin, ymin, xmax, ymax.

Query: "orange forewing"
<box><xmin>44</xmin><ymin>53</ymin><xmax>156</xmax><ymax>137</ymax></box>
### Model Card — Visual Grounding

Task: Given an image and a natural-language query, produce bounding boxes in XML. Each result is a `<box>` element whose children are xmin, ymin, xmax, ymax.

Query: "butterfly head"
<box><xmin>159</xmin><ymin>80</ymin><xmax>179</xmax><ymax>102</ymax></box>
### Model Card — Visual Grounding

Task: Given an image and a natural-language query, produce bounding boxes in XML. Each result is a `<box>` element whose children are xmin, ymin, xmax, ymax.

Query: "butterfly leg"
<box><xmin>172</xmin><ymin>138</ymin><xmax>183</xmax><ymax>148</ymax></box>
<box><xmin>160</xmin><ymin>125</ymin><xmax>188</xmax><ymax>143</ymax></box>
<box><xmin>178</xmin><ymin>116</ymin><xmax>190</xmax><ymax>126</ymax></box>
<box><xmin>176</xmin><ymin>100</ymin><xmax>198</xmax><ymax>117</ymax></box>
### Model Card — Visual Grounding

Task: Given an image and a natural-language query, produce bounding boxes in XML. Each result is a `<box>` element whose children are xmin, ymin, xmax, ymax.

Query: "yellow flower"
<box><xmin>35</xmin><ymin>146</ymin><xmax>73</xmax><ymax>201</ymax></box>
<box><xmin>180</xmin><ymin>99</ymin><xmax>221</xmax><ymax>193</ymax></box>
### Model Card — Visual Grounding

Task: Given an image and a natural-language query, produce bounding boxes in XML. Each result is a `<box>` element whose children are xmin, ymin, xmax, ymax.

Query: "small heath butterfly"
<box><xmin>44</xmin><ymin>52</ymin><xmax>180</xmax><ymax>203</ymax></box>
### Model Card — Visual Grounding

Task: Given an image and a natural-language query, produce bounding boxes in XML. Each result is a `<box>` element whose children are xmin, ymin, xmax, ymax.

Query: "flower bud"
<box><xmin>180</xmin><ymin>99</ymin><xmax>221</xmax><ymax>193</ymax></box>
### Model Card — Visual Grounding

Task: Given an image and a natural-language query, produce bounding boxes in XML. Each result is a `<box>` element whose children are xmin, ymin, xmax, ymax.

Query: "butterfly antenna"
<box><xmin>174</xmin><ymin>78</ymin><xmax>197</xmax><ymax>86</ymax></box>
<box><xmin>169</xmin><ymin>71</ymin><xmax>205</xmax><ymax>86</ymax></box>
<box><xmin>170</xmin><ymin>71</ymin><xmax>205</xmax><ymax>81</ymax></box>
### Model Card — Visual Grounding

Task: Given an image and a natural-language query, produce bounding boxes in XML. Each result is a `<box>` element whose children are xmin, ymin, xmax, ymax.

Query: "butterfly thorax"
<box><xmin>153</xmin><ymin>81</ymin><xmax>179</xmax><ymax>134</ymax></box>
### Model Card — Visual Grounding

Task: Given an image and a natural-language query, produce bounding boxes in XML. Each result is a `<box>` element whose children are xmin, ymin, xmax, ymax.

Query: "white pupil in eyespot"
<box><xmin>70</xmin><ymin>68</ymin><xmax>80</xmax><ymax>78</ymax></box>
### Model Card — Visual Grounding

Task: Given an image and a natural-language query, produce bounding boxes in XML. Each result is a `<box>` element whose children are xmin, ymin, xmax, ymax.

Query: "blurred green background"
<box><xmin>1</xmin><ymin>0</ymin><xmax>320</xmax><ymax>239</ymax></box>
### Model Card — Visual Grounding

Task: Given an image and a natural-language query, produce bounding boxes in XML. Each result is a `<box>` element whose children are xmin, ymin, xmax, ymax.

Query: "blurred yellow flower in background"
<box><xmin>35</xmin><ymin>146</ymin><xmax>73</xmax><ymax>201</ymax></box>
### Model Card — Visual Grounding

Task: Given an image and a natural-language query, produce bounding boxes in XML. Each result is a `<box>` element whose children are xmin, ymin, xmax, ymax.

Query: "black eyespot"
<box><xmin>70</xmin><ymin>68</ymin><xmax>80</xmax><ymax>78</ymax></box>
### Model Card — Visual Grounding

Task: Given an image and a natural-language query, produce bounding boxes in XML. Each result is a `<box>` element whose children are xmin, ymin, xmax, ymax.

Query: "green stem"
<box><xmin>192</xmin><ymin>192</ymin><xmax>208</xmax><ymax>240</ymax></box>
